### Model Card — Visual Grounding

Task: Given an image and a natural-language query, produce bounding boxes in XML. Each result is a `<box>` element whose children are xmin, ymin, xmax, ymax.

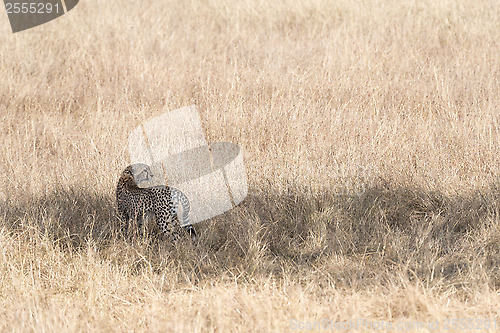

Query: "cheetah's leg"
<box><xmin>117</xmin><ymin>209</ymin><xmax>130</xmax><ymax>237</ymax></box>
<box><xmin>153</xmin><ymin>208</ymin><xmax>181</xmax><ymax>241</ymax></box>
<box><xmin>127</xmin><ymin>211</ymin><xmax>141</xmax><ymax>241</ymax></box>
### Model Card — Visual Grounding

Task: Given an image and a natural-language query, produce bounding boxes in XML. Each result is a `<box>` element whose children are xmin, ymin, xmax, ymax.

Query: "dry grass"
<box><xmin>0</xmin><ymin>0</ymin><xmax>499</xmax><ymax>331</ymax></box>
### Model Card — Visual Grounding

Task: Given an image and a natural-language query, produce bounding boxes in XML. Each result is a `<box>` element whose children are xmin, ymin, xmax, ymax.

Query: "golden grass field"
<box><xmin>0</xmin><ymin>0</ymin><xmax>499</xmax><ymax>331</ymax></box>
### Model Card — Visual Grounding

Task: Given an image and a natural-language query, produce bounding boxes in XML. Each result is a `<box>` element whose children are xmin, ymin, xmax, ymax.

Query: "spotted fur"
<box><xmin>116</xmin><ymin>164</ymin><xmax>195</xmax><ymax>240</ymax></box>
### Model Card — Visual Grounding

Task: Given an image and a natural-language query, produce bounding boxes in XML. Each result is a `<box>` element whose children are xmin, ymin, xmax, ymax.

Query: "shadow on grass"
<box><xmin>197</xmin><ymin>180</ymin><xmax>499</xmax><ymax>288</ymax></box>
<box><xmin>0</xmin><ymin>187</ymin><xmax>117</xmax><ymax>248</ymax></box>
<box><xmin>0</xmin><ymin>180</ymin><xmax>498</xmax><ymax>289</ymax></box>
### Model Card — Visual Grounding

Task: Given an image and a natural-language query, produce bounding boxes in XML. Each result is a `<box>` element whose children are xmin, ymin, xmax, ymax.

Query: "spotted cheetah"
<box><xmin>116</xmin><ymin>163</ymin><xmax>196</xmax><ymax>240</ymax></box>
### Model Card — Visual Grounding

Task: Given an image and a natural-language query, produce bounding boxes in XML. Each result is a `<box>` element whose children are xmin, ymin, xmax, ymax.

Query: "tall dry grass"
<box><xmin>0</xmin><ymin>0</ymin><xmax>499</xmax><ymax>331</ymax></box>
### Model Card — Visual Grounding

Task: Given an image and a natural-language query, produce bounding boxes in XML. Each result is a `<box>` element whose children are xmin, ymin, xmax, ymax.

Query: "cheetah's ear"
<box><xmin>121</xmin><ymin>169</ymin><xmax>135</xmax><ymax>182</ymax></box>
<box><xmin>123</xmin><ymin>166</ymin><xmax>134</xmax><ymax>175</ymax></box>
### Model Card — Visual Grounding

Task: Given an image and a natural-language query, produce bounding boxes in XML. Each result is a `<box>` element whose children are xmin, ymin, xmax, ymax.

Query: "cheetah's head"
<box><xmin>130</xmin><ymin>163</ymin><xmax>154</xmax><ymax>184</ymax></box>
<box><xmin>121</xmin><ymin>163</ymin><xmax>154</xmax><ymax>187</ymax></box>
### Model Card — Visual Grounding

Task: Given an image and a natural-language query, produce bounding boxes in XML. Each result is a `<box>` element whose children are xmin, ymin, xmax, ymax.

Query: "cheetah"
<box><xmin>116</xmin><ymin>163</ymin><xmax>196</xmax><ymax>240</ymax></box>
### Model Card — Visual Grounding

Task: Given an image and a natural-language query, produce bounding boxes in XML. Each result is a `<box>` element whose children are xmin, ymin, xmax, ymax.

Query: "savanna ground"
<box><xmin>0</xmin><ymin>0</ymin><xmax>499</xmax><ymax>331</ymax></box>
